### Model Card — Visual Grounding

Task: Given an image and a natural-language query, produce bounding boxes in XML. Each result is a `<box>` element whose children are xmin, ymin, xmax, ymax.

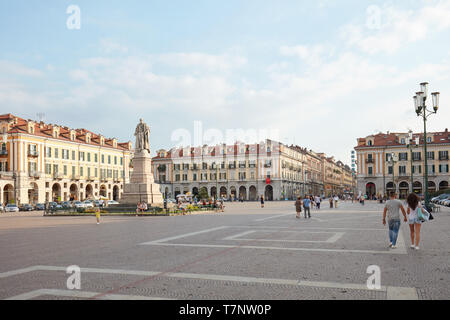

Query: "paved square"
<box><xmin>0</xmin><ymin>201</ymin><xmax>449</xmax><ymax>300</ymax></box>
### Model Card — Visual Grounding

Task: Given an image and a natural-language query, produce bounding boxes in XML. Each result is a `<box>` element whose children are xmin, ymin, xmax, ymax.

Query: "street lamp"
<box><xmin>387</xmin><ymin>152</ymin><xmax>397</xmax><ymax>195</ymax></box>
<box><xmin>413</xmin><ymin>82</ymin><xmax>440</xmax><ymax>210</ymax></box>
<box><xmin>406</xmin><ymin>131</ymin><xmax>419</xmax><ymax>194</ymax></box>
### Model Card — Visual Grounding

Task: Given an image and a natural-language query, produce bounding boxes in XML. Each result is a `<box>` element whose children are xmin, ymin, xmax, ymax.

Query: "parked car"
<box><xmin>48</xmin><ymin>202</ymin><xmax>58</xmax><ymax>209</ymax></box>
<box><xmin>442</xmin><ymin>199</ymin><xmax>450</xmax><ymax>207</ymax></box>
<box><xmin>432</xmin><ymin>193</ymin><xmax>449</xmax><ymax>204</ymax></box>
<box><xmin>107</xmin><ymin>200</ymin><xmax>119</xmax><ymax>205</ymax></box>
<box><xmin>83</xmin><ymin>200</ymin><xmax>94</xmax><ymax>208</ymax></box>
<box><xmin>35</xmin><ymin>203</ymin><xmax>46</xmax><ymax>210</ymax></box>
<box><xmin>19</xmin><ymin>204</ymin><xmax>34</xmax><ymax>211</ymax></box>
<box><xmin>0</xmin><ymin>204</ymin><xmax>4</xmax><ymax>212</ymax></box>
<box><xmin>438</xmin><ymin>195</ymin><xmax>450</xmax><ymax>205</ymax></box>
<box><xmin>431</xmin><ymin>194</ymin><xmax>448</xmax><ymax>203</ymax></box>
<box><xmin>73</xmin><ymin>201</ymin><xmax>85</xmax><ymax>208</ymax></box>
<box><xmin>61</xmin><ymin>201</ymin><xmax>72</xmax><ymax>209</ymax></box>
<box><xmin>5</xmin><ymin>204</ymin><xmax>19</xmax><ymax>212</ymax></box>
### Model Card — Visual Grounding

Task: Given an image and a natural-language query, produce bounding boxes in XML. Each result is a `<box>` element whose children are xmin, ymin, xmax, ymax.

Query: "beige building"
<box><xmin>0</xmin><ymin>114</ymin><xmax>132</xmax><ymax>205</ymax></box>
<box><xmin>150</xmin><ymin>140</ymin><xmax>355</xmax><ymax>201</ymax></box>
<box><xmin>355</xmin><ymin>130</ymin><xmax>450</xmax><ymax>199</ymax></box>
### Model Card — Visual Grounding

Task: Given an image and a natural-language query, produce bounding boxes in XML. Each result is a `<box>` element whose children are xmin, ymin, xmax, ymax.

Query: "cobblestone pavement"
<box><xmin>0</xmin><ymin>200</ymin><xmax>449</xmax><ymax>300</ymax></box>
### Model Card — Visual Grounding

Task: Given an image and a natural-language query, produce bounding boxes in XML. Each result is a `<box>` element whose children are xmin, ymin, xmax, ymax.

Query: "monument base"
<box><xmin>120</xmin><ymin>150</ymin><xmax>164</xmax><ymax>206</ymax></box>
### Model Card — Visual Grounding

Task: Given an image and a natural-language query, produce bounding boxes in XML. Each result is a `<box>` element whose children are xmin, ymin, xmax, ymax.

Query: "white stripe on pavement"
<box><xmin>5</xmin><ymin>289</ymin><xmax>170</xmax><ymax>300</ymax></box>
<box><xmin>139</xmin><ymin>226</ymin><xmax>229</xmax><ymax>245</ymax></box>
<box><xmin>254</xmin><ymin>213</ymin><xmax>293</xmax><ymax>222</ymax></box>
<box><xmin>1</xmin><ymin>266</ymin><xmax>417</xmax><ymax>300</ymax></box>
<box><xmin>144</xmin><ymin>242</ymin><xmax>407</xmax><ymax>254</ymax></box>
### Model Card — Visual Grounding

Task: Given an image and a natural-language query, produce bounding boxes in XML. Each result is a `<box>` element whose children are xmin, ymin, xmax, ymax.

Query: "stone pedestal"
<box><xmin>121</xmin><ymin>150</ymin><xmax>164</xmax><ymax>206</ymax></box>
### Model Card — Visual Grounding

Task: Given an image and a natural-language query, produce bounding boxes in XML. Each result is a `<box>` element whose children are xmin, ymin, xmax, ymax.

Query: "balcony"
<box><xmin>28</xmin><ymin>171</ymin><xmax>41</xmax><ymax>178</ymax></box>
<box><xmin>87</xmin><ymin>175</ymin><xmax>95</xmax><ymax>181</ymax></box>
<box><xmin>0</xmin><ymin>150</ymin><xmax>8</xmax><ymax>156</ymax></box>
<box><xmin>439</xmin><ymin>156</ymin><xmax>449</xmax><ymax>161</ymax></box>
<box><xmin>71</xmin><ymin>175</ymin><xmax>80</xmax><ymax>180</ymax></box>
<box><xmin>53</xmin><ymin>172</ymin><xmax>64</xmax><ymax>179</ymax></box>
<box><xmin>28</xmin><ymin>150</ymin><xmax>39</xmax><ymax>157</ymax></box>
<box><xmin>412</xmin><ymin>157</ymin><xmax>422</xmax><ymax>162</ymax></box>
<box><xmin>366</xmin><ymin>158</ymin><xmax>374</xmax><ymax>163</ymax></box>
<box><xmin>0</xmin><ymin>171</ymin><xmax>13</xmax><ymax>179</ymax></box>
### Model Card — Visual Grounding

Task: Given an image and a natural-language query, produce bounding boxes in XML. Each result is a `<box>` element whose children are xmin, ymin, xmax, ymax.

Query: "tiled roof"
<box><xmin>355</xmin><ymin>130</ymin><xmax>450</xmax><ymax>149</ymax></box>
<box><xmin>1</xmin><ymin>113</ymin><xmax>130</xmax><ymax>151</ymax></box>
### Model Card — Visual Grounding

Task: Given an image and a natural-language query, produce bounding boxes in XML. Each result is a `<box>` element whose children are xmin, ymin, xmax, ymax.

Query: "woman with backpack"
<box><xmin>406</xmin><ymin>193</ymin><xmax>423</xmax><ymax>250</ymax></box>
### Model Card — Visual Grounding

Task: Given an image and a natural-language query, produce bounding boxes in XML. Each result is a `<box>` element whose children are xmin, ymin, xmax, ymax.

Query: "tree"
<box><xmin>198</xmin><ymin>187</ymin><xmax>209</xmax><ymax>200</ymax></box>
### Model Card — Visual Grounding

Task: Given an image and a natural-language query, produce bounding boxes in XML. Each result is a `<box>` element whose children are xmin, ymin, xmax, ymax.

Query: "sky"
<box><xmin>1</xmin><ymin>0</ymin><xmax>450</xmax><ymax>165</ymax></box>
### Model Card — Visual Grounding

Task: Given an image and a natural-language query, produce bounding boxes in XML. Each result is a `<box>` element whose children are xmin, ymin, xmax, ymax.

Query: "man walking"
<box><xmin>303</xmin><ymin>195</ymin><xmax>311</xmax><ymax>219</ymax></box>
<box><xmin>314</xmin><ymin>195</ymin><xmax>321</xmax><ymax>210</ymax></box>
<box><xmin>382</xmin><ymin>192</ymin><xmax>408</xmax><ymax>248</ymax></box>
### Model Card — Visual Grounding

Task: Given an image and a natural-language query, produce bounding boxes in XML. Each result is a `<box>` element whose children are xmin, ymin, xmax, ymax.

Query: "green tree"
<box><xmin>198</xmin><ymin>187</ymin><xmax>209</xmax><ymax>200</ymax></box>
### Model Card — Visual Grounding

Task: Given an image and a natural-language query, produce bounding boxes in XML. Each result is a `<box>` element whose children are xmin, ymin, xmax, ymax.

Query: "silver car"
<box><xmin>5</xmin><ymin>204</ymin><xmax>19</xmax><ymax>212</ymax></box>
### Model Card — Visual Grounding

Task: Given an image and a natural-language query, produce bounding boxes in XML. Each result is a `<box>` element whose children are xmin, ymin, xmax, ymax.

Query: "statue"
<box><xmin>134</xmin><ymin>119</ymin><xmax>150</xmax><ymax>153</ymax></box>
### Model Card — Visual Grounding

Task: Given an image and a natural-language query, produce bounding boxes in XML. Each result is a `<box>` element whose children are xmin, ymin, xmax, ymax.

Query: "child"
<box><xmin>95</xmin><ymin>207</ymin><xmax>101</xmax><ymax>225</ymax></box>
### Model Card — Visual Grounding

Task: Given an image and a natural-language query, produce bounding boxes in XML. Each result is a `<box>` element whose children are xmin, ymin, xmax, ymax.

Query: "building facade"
<box><xmin>151</xmin><ymin>140</ymin><xmax>351</xmax><ymax>201</ymax></box>
<box><xmin>354</xmin><ymin>130</ymin><xmax>450</xmax><ymax>199</ymax></box>
<box><xmin>0</xmin><ymin>114</ymin><xmax>132</xmax><ymax>205</ymax></box>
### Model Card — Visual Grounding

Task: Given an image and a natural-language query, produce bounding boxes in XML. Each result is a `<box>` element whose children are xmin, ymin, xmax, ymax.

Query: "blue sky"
<box><xmin>1</xmin><ymin>0</ymin><xmax>450</xmax><ymax>164</ymax></box>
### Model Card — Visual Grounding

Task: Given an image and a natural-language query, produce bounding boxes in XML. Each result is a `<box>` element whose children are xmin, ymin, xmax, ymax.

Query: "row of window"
<box><xmin>43</xmin><ymin>147</ymin><xmax>123</xmax><ymax>165</ymax></box>
<box><xmin>43</xmin><ymin>163</ymin><xmax>124</xmax><ymax>179</ymax></box>
<box><xmin>367</xmin><ymin>164</ymin><xmax>449</xmax><ymax>175</ymax></box>
<box><xmin>170</xmin><ymin>171</ymin><xmax>259</xmax><ymax>182</ymax></box>
<box><xmin>172</xmin><ymin>160</ymin><xmax>263</xmax><ymax>170</ymax></box>
<box><xmin>367</xmin><ymin>151</ymin><xmax>449</xmax><ymax>162</ymax></box>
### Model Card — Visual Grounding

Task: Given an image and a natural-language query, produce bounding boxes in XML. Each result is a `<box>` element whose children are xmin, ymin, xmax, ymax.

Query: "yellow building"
<box><xmin>355</xmin><ymin>130</ymin><xmax>450</xmax><ymax>199</ymax></box>
<box><xmin>0</xmin><ymin>114</ymin><xmax>132</xmax><ymax>205</ymax></box>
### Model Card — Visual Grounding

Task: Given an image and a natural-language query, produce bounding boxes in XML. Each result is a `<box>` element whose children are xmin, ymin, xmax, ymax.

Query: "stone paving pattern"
<box><xmin>0</xmin><ymin>200</ymin><xmax>449</xmax><ymax>300</ymax></box>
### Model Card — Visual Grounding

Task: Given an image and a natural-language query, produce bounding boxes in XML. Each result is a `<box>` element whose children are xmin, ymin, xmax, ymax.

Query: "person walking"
<box><xmin>95</xmin><ymin>206</ymin><xmax>101</xmax><ymax>225</ymax></box>
<box><xmin>406</xmin><ymin>193</ymin><xmax>423</xmax><ymax>250</ymax></box>
<box><xmin>260</xmin><ymin>195</ymin><xmax>264</xmax><ymax>208</ymax></box>
<box><xmin>334</xmin><ymin>195</ymin><xmax>339</xmax><ymax>208</ymax></box>
<box><xmin>382</xmin><ymin>193</ymin><xmax>407</xmax><ymax>249</ymax></box>
<box><xmin>315</xmin><ymin>195</ymin><xmax>321</xmax><ymax>210</ymax></box>
<box><xmin>295</xmin><ymin>196</ymin><xmax>302</xmax><ymax>219</ymax></box>
<box><xmin>303</xmin><ymin>195</ymin><xmax>311</xmax><ymax>219</ymax></box>
<box><xmin>329</xmin><ymin>197</ymin><xmax>333</xmax><ymax>208</ymax></box>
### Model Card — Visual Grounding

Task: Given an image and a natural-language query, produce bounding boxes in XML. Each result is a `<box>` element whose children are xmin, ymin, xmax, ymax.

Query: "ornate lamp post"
<box><xmin>387</xmin><ymin>152</ymin><xmax>397</xmax><ymax>195</ymax></box>
<box><xmin>413</xmin><ymin>82</ymin><xmax>440</xmax><ymax>210</ymax></box>
<box><xmin>406</xmin><ymin>130</ymin><xmax>419</xmax><ymax>193</ymax></box>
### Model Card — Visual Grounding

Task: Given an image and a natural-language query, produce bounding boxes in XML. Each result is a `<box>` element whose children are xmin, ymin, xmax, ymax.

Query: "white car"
<box><xmin>83</xmin><ymin>200</ymin><xmax>94</xmax><ymax>208</ymax></box>
<box><xmin>107</xmin><ymin>200</ymin><xmax>119</xmax><ymax>205</ymax></box>
<box><xmin>5</xmin><ymin>204</ymin><xmax>19</xmax><ymax>212</ymax></box>
<box><xmin>73</xmin><ymin>201</ymin><xmax>85</xmax><ymax>208</ymax></box>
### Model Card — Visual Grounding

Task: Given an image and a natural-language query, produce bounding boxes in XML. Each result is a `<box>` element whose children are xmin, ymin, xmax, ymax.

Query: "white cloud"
<box><xmin>0</xmin><ymin>60</ymin><xmax>43</xmax><ymax>77</ymax></box>
<box><xmin>280</xmin><ymin>44</ymin><xmax>332</xmax><ymax>67</ymax></box>
<box><xmin>340</xmin><ymin>1</ymin><xmax>450</xmax><ymax>55</ymax></box>
<box><xmin>156</xmin><ymin>52</ymin><xmax>247</xmax><ymax>72</ymax></box>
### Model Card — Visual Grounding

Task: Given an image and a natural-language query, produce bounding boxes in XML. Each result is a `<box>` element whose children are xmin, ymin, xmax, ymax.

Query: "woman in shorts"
<box><xmin>406</xmin><ymin>193</ymin><xmax>422</xmax><ymax>250</ymax></box>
